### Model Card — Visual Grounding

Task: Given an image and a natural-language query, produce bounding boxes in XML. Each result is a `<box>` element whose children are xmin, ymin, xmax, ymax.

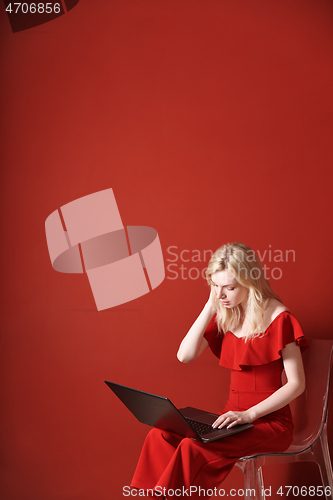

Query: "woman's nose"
<box><xmin>217</xmin><ymin>288</ymin><xmax>226</xmax><ymax>299</ymax></box>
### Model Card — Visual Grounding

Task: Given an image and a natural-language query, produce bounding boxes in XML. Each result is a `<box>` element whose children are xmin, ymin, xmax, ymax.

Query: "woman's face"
<box><xmin>211</xmin><ymin>270</ymin><xmax>248</xmax><ymax>309</ymax></box>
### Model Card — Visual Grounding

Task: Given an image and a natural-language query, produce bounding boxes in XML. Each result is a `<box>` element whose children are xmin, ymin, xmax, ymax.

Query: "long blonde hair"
<box><xmin>205</xmin><ymin>242</ymin><xmax>281</xmax><ymax>341</ymax></box>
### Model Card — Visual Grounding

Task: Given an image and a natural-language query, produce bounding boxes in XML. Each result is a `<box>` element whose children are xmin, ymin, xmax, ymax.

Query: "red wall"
<box><xmin>1</xmin><ymin>1</ymin><xmax>333</xmax><ymax>499</ymax></box>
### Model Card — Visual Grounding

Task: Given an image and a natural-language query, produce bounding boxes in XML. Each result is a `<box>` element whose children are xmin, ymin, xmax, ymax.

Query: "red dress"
<box><xmin>130</xmin><ymin>312</ymin><xmax>309</xmax><ymax>499</ymax></box>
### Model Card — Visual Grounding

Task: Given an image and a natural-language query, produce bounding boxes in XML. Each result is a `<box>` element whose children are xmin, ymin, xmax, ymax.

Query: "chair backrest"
<box><xmin>285</xmin><ymin>338</ymin><xmax>333</xmax><ymax>449</ymax></box>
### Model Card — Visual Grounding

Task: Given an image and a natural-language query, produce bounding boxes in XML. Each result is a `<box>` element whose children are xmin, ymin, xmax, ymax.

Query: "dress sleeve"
<box><xmin>204</xmin><ymin>315</ymin><xmax>222</xmax><ymax>359</ymax></box>
<box><xmin>276</xmin><ymin>312</ymin><xmax>309</xmax><ymax>353</ymax></box>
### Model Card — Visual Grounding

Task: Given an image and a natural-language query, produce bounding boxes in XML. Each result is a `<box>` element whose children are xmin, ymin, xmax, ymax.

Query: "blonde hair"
<box><xmin>205</xmin><ymin>242</ymin><xmax>281</xmax><ymax>341</ymax></box>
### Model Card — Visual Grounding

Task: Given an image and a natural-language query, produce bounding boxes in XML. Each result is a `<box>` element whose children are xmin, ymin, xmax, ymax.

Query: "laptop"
<box><xmin>105</xmin><ymin>381</ymin><xmax>253</xmax><ymax>443</ymax></box>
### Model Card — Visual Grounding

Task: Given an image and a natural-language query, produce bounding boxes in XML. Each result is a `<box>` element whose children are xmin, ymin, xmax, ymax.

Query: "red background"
<box><xmin>1</xmin><ymin>1</ymin><xmax>333</xmax><ymax>498</ymax></box>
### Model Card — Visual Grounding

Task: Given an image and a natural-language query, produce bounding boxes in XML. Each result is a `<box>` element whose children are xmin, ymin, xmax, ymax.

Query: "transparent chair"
<box><xmin>235</xmin><ymin>338</ymin><xmax>333</xmax><ymax>500</ymax></box>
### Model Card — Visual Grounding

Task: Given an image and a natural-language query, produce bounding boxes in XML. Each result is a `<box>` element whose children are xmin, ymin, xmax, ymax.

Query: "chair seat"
<box><xmin>234</xmin><ymin>339</ymin><xmax>333</xmax><ymax>500</ymax></box>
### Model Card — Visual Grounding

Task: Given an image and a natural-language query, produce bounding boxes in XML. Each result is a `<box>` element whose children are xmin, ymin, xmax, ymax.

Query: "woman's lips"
<box><xmin>220</xmin><ymin>300</ymin><xmax>230</xmax><ymax>305</ymax></box>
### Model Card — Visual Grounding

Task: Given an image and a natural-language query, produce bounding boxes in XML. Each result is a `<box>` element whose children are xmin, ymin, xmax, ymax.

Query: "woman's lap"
<box><xmin>130</xmin><ymin>417</ymin><xmax>293</xmax><ymax>495</ymax></box>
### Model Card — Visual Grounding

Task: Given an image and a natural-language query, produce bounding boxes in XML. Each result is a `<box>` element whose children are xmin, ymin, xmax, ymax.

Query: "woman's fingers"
<box><xmin>212</xmin><ymin>415</ymin><xmax>225</xmax><ymax>428</ymax></box>
<box><xmin>225</xmin><ymin>418</ymin><xmax>242</xmax><ymax>429</ymax></box>
<box><xmin>212</xmin><ymin>413</ymin><xmax>232</xmax><ymax>428</ymax></box>
<box><xmin>212</xmin><ymin>412</ymin><xmax>243</xmax><ymax>429</ymax></box>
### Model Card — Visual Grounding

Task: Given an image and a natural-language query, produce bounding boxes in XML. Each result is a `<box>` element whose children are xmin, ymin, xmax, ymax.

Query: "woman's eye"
<box><xmin>227</xmin><ymin>287</ymin><xmax>235</xmax><ymax>291</ymax></box>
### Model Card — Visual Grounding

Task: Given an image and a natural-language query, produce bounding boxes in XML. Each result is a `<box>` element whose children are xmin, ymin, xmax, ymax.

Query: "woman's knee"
<box><xmin>145</xmin><ymin>427</ymin><xmax>182</xmax><ymax>447</ymax></box>
<box><xmin>177</xmin><ymin>436</ymin><xmax>201</xmax><ymax>452</ymax></box>
<box><xmin>145</xmin><ymin>427</ymin><xmax>164</xmax><ymax>442</ymax></box>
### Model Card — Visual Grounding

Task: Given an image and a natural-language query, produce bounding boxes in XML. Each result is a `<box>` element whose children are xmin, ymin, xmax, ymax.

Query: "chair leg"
<box><xmin>312</xmin><ymin>426</ymin><xmax>333</xmax><ymax>500</ymax></box>
<box><xmin>257</xmin><ymin>465</ymin><xmax>266</xmax><ymax>500</ymax></box>
<box><xmin>242</xmin><ymin>457</ymin><xmax>263</xmax><ymax>500</ymax></box>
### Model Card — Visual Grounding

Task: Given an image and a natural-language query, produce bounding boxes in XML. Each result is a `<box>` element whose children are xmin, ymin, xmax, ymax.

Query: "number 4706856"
<box><xmin>277</xmin><ymin>485</ymin><xmax>331</xmax><ymax>496</ymax></box>
<box><xmin>6</xmin><ymin>3</ymin><xmax>61</xmax><ymax>14</ymax></box>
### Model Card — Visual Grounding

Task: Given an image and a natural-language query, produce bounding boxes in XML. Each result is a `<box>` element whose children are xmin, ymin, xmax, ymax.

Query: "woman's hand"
<box><xmin>212</xmin><ymin>410</ymin><xmax>255</xmax><ymax>429</ymax></box>
<box><xmin>207</xmin><ymin>287</ymin><xmax>217</xmax><ymax>311</ymax></box>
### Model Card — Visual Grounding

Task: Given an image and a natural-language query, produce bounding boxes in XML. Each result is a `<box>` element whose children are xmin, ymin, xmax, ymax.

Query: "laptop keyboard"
<box><xmin>185</xmin><ymin>418</ymin><xmax>216</xmax><ymax>436</ymax></box>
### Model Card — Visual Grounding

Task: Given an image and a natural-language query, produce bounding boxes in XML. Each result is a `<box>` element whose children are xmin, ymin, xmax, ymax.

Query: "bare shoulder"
<box><xmin>263</xmin><ymin>298</ymin><xmax>289</xmax><ymax>328</ymax></box>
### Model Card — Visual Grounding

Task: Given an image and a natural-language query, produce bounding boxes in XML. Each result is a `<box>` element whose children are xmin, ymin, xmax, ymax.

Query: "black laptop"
<box><xmin>105</xmin><ymin>381</ymin><xmax>253</xmax><ymax>443</ymax></box>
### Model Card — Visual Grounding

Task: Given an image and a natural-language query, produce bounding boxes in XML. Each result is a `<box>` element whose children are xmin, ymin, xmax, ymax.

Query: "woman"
<box><xmin>130</xmin><ymin>242</ymin><xmax>308</xmax><ymax>498</ymax></box>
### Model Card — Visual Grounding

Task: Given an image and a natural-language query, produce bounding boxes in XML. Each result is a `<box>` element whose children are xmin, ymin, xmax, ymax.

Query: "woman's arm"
<box><xmin>177</xmin><ymin>292</ymin><xmax>216</xmax><ymax>363</ymax></box>
<box><xmin>212</xmin><ymin>341</ymin><xmax>306</xmax><ymax>428</ymax></box>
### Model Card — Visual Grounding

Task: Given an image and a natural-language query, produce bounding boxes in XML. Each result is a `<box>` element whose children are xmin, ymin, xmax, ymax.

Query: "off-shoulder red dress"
<box><xmin>130</xmin><ymin>312</ymin><xmax>309</xmax><ymax>499</ymax></box>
